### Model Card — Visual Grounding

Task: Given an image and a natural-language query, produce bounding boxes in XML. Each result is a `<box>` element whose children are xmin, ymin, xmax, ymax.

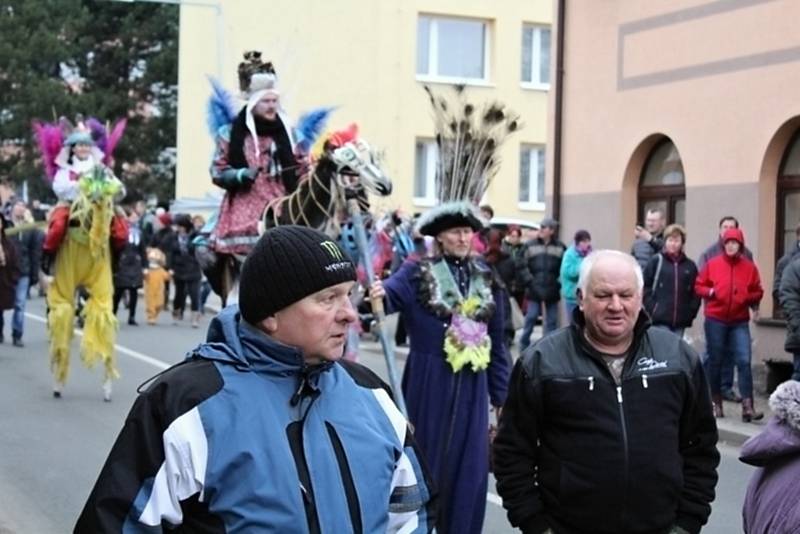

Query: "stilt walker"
<box><xmin>33</xmin><ymin>116</ymin><xmax>128</xmax><ymax>400</ymax></box>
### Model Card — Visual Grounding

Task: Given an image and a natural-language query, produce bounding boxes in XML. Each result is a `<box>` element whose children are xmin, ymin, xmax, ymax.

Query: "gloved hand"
<box><xmin>240</xmin><ymin>167</ymin><xmax>258</xmax><ymax>186</ymax></box>
<box><xmin>41</xmin><ymin>252</ymin><xmax>54</xmax><ymax>276</ymax></box>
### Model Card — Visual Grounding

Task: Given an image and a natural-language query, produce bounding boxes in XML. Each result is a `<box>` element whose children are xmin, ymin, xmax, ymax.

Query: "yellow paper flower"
<box><xmin>444</xmin><ymin>335</ymin><xmax>491</xmax><ymax>373</ymax></box>
<box><xmin>460</xmin><ymin>296</ymin><xmax>481</xmax><ymax>317</ymax></box>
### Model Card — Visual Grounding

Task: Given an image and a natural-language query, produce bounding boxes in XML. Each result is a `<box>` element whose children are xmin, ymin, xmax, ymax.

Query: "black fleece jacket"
<box><xmin>493</xmin><ymin>312</ymin><xmax>719</xmax><ymax>534</ymax></box>
<box><xmin>642</xmin><ymin>252</ymin><xmax>701</xmax><ymax>329</ymax></box>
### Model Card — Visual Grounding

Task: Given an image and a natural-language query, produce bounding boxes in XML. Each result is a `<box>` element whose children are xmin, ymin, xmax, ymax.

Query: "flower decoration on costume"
<box><xmin>70</xmin><ymin>166</ymin><xmax>124</xmax><ymax>260</ymax></box>
<box><xmin>417</xmin><ymin>258</ymin><xmax>496</xmax><ymax>372</ymax></box>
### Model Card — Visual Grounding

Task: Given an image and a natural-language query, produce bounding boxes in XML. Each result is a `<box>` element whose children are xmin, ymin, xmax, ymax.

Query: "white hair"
<box><xmin>578</xmin><ymin>249</ymin><xmax>644</xmax><ymax>296</ymax></box>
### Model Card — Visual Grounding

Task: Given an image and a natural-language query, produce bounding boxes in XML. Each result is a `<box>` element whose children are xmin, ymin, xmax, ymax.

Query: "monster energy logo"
<box><xmin>320</xmin><ymin>241</ymin><xmax>344</xmax><ymax>261</ymax></box>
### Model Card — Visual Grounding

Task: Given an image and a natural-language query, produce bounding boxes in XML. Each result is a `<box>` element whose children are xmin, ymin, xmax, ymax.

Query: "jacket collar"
<box><xmin>239</xmin><ymin>320</ymin><xmax>333</xmax><ymax>377</ymax></box>
<box><xmin>571</xmin><ymin>308</ymin><xmax>651</xmax><ymax>360</ymax></box>
<box><xmin>193</xmin><ymin>306</ymin><xmax>333</xmax><ymax>378</ymax></box>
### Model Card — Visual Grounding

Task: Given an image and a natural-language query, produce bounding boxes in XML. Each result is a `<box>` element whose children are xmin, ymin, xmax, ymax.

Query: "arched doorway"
<box><xmin>638</xmin><ymin>139</ymin><xmax>686</xmax><ymax>225</ymax></box>
<box><xmin>777</xmin><ymin>130</ymin><xmax>800</xmax><ymax>260</ymax></box>
<box><xmin>773</xmin><ymin>129</ymin><xmax>800</xmax><ymax>318</ymax></box>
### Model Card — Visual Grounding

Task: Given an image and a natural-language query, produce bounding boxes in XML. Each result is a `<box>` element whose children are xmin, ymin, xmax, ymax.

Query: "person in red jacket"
<box><xmin>695</xmin><ymin>228</ymin><xmax>764</xmax><ymax>422</ymax></box>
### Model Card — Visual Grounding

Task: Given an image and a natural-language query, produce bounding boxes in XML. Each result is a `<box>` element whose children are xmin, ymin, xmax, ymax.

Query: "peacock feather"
<box><xmin>423</xmin><ymin>84</ymin><xmax>522</xmax><ymax>204</ymax></box>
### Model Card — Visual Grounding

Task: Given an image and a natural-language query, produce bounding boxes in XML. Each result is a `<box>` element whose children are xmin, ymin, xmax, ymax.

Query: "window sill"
<box><xmin>413</xmin><ymin>198</ymin><xmax>437</xmax><ymax>208</ymax></box>
<box><xmin>520</xmin><ymin>82</ymin><xmax>550</xmax><ymax>92</ymax></box>
<box><xmin>518</xmin><ymin>202</ymin><xmax>546</xmax><ymax>212</ymax></box>
<box><xmin>416</xmin><ymin>75</ymin><xmax>495</xmax><ymax>88</ymax></box>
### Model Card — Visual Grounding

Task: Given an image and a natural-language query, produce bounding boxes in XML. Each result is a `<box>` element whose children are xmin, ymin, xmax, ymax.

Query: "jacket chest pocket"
<box><xmin>543</xmin><ymin>377</ymin><xmax>615</xmax><ymax>420</ymax></box>
<box><xmin>623</xmin><ymin>372</ymin><xmax>684</xmax><ymax>428</ymax></box>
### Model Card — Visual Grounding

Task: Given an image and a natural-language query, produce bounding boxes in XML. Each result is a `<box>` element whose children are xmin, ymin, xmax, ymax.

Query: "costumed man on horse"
<box><xmin>206</xmin><ymin>51</ymin><xmax>307</xmax><ymax>304</ymax></box>
<box><xmin>204</xmin><ymin>50</ymin><xmax>392</xmax><ymax>305</ymax></box>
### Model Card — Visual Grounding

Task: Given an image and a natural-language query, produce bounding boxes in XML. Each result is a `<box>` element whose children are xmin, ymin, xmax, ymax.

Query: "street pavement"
<box><xmin>0</xmin><ymin>295</ymin><xmax>755</xmax><ymax>533</ymax></box>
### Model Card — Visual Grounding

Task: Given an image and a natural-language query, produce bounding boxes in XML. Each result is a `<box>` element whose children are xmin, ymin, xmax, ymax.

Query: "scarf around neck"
<box><xmin>228</xmin><ymin>109</ymin><xmax>298</xmax><ymax>193</ymax></box>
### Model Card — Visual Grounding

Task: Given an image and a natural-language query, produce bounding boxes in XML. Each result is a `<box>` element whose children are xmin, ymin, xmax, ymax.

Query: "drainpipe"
<box><xmin>552</xmin><ymin>0</ymin><xmax>566</xmax><ymax>221</ymax></box>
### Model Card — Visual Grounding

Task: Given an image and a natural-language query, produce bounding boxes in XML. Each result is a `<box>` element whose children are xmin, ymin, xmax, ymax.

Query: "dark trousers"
<box><xmin>701</xmin><ymin>350</ymin><xmax>737</xmax><ymax>393</ymax></box>
<box><xmin>174</xmin><ymin>279</ymin><xmax>200</xmax><ymax>313</ymax></box>
<box><xmin>113</xmin><ymin>287</ymin><xmax>138</xmax><ymax>322</ymax></box>
<box><xmin>704</xmin><ymin>318</ymin><xmax>754</xmax><ymax>398</ymax></box>
<box><xmin>520</xmin><ymin>300</ymin><xmax>559</xmax><ymax>351</ymax></box>
<box><xmin>200</xmin><ymin>279</ymin><xmax>212</xmax><ymax>312</ymax></box>
<box><xmin>793</xmin><ymin>352</ymin><xmax>800</xmax><ymax>381</ymax></box>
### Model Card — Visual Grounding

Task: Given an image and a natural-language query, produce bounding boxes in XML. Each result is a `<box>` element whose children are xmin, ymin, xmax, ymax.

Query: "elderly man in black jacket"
<box><xmin>495</xmin><ymin>249</ymin><xmax>719</xmax><ymax>534</ymax></box>
<box><xmin>516</xmin><ymin>217</ymin><xmax>566</xmax><ymax>350</ymax></box>
<box><xmin>778</xmin><ymin>255</ymin><xmax>800</xmax><ymax>381</ymax></box>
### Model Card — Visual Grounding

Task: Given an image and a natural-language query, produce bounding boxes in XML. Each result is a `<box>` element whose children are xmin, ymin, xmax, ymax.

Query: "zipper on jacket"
<box><xmin>641</xmin><ymin>374</ymin><xmax>648</xmax><ymax>389</ymax></box>
<box><xmin>286</xmin><ymin>421</ymin><xmax>322</xmax><ymax>534</ymax></box>
<box><xmin>587</xmin><ymin>376</ymin><xmax>595</xmax><ymax>391</ymax></box>
<box><xmin>726</xmin><ymin>261</ymin><xmax>735</xmax><ymax>318</ymax></box>
<box><xmin>286</xmin><ymin>389</ymin><xmax>323</xmax><ymax>534</ymax></box>
<box><xmin>616</xmin><ymin>385</ymin><xmax>630</xmax><ymax>528</ymax></box>
<box><xmin>325</xmin><ymin>422</ymin><xmax>363</xmax><ymax>534</ymax></box>
<box><xmin>672</xmin><ymin>262</ymin><xmax>679</xmax><ymax>328</ymax></box>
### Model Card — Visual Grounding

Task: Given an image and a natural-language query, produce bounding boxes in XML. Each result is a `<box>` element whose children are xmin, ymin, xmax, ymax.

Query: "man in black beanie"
<box><xmin>77</xmin><ymin>225</ymin><xmax>436</xmax><ymax>532</ymax></box>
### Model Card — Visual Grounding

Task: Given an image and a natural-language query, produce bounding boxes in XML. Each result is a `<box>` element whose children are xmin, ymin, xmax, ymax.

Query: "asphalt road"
<box><xmin>0</xmin><ymin>295</ymin><xmax>754</xmax><ymax>533</ymax></box>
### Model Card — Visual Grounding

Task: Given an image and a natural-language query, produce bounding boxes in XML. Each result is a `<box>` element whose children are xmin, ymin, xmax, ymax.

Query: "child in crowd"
<box><xmin>143</xmin><ymin>248</ymin><xmax>170</xmax><ymax>325</ymax></box>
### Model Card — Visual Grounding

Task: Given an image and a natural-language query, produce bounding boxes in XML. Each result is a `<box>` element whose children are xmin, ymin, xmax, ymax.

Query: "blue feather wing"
<box><xmin>207</xmin><ymin>77</ymin><xmax>237</xmax><ymax>137</ymax></box>
<box><xmin>295</xmin><ymin>107</ymin><xmax>335</xmax><ymax>151</ymax></box>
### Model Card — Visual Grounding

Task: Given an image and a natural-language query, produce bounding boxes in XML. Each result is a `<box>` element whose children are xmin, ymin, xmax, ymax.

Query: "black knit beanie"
<box><xmin>238</xmin><ymin>226</ymin><xmax>357</xmax><ymax>323</ymax></box>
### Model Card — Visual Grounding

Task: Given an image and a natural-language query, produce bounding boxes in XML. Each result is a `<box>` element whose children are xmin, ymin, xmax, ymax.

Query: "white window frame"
<box><xmin>413</xmin><ymin>140</ymin><xmax>438</xmax><ymax>207</ymax></box>
<box><xmin>416</xmin><ymin>15</ymin><xmax>492</xmax><ymax>86</ymax></box>
<box><xmin>519</xmin><ymin>144</ymin><xmax>546</xmax><ymax>211</ymax></box>
<box><xmin>521</xmin><ymin>24</ymin><xmax>551</xmax><ymax>90</ymax></box>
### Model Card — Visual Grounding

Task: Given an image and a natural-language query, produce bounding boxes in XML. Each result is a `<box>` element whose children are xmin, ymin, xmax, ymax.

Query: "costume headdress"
<box><xmin>207</xmin><ymin>52</ymin><xmax>332</xmax><ymax>155</ymax></box>
<box><xmin>414</xmin><ymin>85</ymin><xmax>521</xmax><ymax>374</ymax></box>
<box><xmin>238</xmin><ymin>50</ymin><xmax>278</xmax><ymax>97</ymax></box>
<box><xmin>416</xmin><ymin>84</ymin><xmax>521</xmax><ymax>236</ymax></box>
<box><xmin>235</xmin><ymin>51</ymin><xmax>282</xmax><ymax>158</ymax></box>
<box><xmin>32</xmin><ymin>114</ymin><xmax>127</xmax><ymax>180</ymax></box>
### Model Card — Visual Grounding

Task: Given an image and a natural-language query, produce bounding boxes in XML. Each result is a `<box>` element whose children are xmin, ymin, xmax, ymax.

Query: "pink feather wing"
<box><xmin>32</xmin><ymin>121</ymin><xmax>64</xmax><ymax>180</ymax></box>
<box><xmin>104</xmin><ymin>119</ymin><xmax>127</xmax><ymax>164</ymax></box>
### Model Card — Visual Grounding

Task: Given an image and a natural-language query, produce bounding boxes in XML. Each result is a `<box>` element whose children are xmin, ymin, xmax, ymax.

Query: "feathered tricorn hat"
<box><xmin>416</xmin><ymin>84</ymin><xmax>522</xmax><ymax>237</ymax></box>
<box><xmin>32</xmin><ymin>114</ymin><xmax>126</xmax><ymax>180</ymax></box>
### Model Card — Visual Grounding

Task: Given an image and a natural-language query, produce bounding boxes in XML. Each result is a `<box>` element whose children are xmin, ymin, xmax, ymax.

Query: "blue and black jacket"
<box><xmin>75</xmin><ymin>306</ymin><xmax>436</xmax><ymax>533</ymax></box>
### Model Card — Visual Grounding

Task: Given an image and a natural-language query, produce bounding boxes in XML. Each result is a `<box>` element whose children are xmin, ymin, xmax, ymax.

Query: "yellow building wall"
<box><xmin>176</xmin><ymin>1</ymin><xmax>551</xmax><ymax>222</ymax></box>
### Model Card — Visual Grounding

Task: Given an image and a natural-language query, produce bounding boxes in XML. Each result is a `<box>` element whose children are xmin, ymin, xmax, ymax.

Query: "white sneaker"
<box><xmin>53</xmin><ymin>380</ymin><xmax>64</xmax><ymax>399</ymax></box>
<box><xmin>102</xmin><ymin>380</ymin><xmax>113</xmax><ymax>402</ymax></box>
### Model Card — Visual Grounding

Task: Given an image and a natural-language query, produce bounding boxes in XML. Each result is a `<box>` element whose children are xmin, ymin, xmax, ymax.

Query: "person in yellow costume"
<box><xmin>35</xmin><ymin>118</ymin><xmax>129</xmax><ymax>401</ymax></box>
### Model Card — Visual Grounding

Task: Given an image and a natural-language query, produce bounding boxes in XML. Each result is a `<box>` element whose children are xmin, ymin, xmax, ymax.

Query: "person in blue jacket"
<box><xmin>371</xmin><ymin>201</ymin><xmax>511</xmax><ymax>534</ymax></box>
<box><xmin>75</xmin><ymin>225</ymin><xmax>436</xmax><ymax>533</ymax></box>
<box><xmin>559</xmin><ymin>229</ymin><xmax>592</xmax><ymax>322</ymax></box>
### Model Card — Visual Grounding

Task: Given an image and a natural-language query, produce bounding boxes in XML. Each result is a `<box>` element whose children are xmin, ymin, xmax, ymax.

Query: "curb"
<box><xmin>716</xmin><ymin>425</ymin><xmax>755</xmax><ymax>448</ymax></box>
